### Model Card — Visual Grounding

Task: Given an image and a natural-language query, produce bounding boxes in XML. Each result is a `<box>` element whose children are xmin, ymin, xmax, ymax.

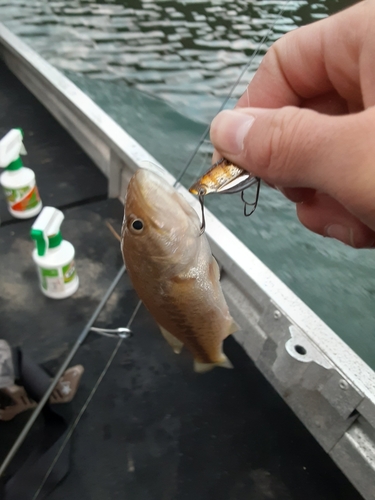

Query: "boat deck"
<box><xmin>0</xmin><ymin>60</ymin><xmax>363</xmax><ymax>499</ymax></box>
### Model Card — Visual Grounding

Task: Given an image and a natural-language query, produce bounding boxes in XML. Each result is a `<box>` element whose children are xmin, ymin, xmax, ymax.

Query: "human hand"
<box><xmin>210</xmin><ymin>0</ymin><xmax>375</xmax><ymax>248</ymax></box>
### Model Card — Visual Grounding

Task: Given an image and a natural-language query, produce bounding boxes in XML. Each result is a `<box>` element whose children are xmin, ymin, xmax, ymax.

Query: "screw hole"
<box><xmin>294</xmin><ymin>345</ymin><xmax>307</xmax><ymax>355</ymax></box>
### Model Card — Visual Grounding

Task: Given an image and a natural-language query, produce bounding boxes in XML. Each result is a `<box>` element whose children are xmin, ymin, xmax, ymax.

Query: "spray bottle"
<box><xmin>0</xmin><ymin>128</ymin><xmax>42</xmax><ymax>218</ymax></box>
<box><xmin>31</xmin><ymin>207</ymin><xmax>79</xmax><ymax>299</ymax></box>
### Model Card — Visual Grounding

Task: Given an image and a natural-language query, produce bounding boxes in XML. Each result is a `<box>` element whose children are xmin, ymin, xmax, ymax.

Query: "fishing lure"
<box><xmin>189</xmin><ymin>158</ymin><xmax>261</xmax><ymax>233</ymax></box>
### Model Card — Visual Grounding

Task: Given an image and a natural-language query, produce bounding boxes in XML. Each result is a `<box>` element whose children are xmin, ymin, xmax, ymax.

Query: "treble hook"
<box><xmin>241</xmin><ymin>177</ymin><xmax>261</xmax><ymax>217</ymax></box>
<box><xmin>198</xmin><ymin>189</ymin><xmax>206</xmax><ymax>235</ymax></box>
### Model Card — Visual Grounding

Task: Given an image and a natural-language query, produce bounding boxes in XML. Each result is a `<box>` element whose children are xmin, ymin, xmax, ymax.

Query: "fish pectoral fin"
<box><xmin>194</xmin><ymin>354</ymin><xmax>233</xmax><ymax>374</ymax></box>
<box><xmin>228</xmin><ymin>319</ymin><xmax>240</xmax><ymax>335</ymax></box>
<box><xmin>209</xmin><ymin>256</ymin><xmax>221</xmax><ymax>282</ymax></box>
<box><xmin>158</xmin><ymin>325</ymin><xmax>184</xmax><ymax>354</ymax></box>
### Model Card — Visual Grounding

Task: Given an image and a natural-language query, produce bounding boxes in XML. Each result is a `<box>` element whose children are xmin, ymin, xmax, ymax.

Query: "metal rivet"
<box><xmin>273</xmin><ymin>310</ymin><xmax>281</xmax><ymax>319</ymax></box>
<box><xmin>339</xmin><ymin>380</ymin><xmax>349</xmax><ymax>390</ymax></box>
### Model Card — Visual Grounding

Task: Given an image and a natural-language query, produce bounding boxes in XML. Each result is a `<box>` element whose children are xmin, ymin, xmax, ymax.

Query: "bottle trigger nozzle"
<box><xmin>0</xmin><ymin>129</ymin><xmax>26</xmax><ymax>169</ymax></box>
<box><xmin>31</xmin><ymin>207</ymin><xmax>64</xmax><ymax>256</ymax></box>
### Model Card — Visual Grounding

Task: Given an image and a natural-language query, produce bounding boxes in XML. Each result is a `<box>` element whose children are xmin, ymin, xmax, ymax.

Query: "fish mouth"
<box><xmin>127</xmin><ymin>169</ymin><xmax>201</xmax><ymax>233</ymax></box>
<box><xmin>132</xmin><ymin>168</ymin><xmax>173</xmax><ymax>204</ymax></box>
<box><xmin>138</xmin><ymin>160</ymin><xmax>171</xmax><ymax>182</ymax></box>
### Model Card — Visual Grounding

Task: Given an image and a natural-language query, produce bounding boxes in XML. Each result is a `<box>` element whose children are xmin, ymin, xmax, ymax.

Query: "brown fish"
<box><xmin>121</xmin><ymin>168</ymin><xmax>238</xmax><ymax>372</ymax></box>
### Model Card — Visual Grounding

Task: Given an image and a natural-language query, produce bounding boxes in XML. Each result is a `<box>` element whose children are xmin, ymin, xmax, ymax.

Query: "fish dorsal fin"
<box><xmin>158</xmin><ymin>324</ymin><xmax>184</xmax><ymax>354</ymax></box>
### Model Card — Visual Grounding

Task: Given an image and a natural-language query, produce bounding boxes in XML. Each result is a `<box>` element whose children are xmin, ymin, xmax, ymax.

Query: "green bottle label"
<box><xmin>63</xmin><ymin>261</ymin><xmax>76</xmax><ymax>284</ymax></box>
<box><xmin>38</xmin><ymin>260</ymin><xmax>76</xmax><ymax>294</ymax></box>
<box><xmin>4</xmin><ymin>183</ymin><xmax>41</xmax><ymax>212</ymax></box>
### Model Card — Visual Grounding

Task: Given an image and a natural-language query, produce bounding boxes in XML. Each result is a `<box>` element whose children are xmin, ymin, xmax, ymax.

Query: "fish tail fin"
<box><xmin>194</xmin><ymin>354</ymin><xmax>233</xmax><ymax>374</ymax></box>
<box><xmin>158</xmin><ymin>325</ymin><xmax>184</xmax><ymax>354</ymax></box>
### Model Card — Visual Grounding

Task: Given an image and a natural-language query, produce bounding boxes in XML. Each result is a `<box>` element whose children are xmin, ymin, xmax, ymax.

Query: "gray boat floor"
<box><xmin>0</xmin><ymin>60</ymin><xmax>363</xmax><ymax>499</ymax></box>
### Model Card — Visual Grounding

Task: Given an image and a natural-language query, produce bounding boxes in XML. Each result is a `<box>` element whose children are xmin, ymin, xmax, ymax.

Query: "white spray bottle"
<box><xmin>31</xmin><ymin>207</ymin><xmax>79</xmax><ymax>299</ymax></box>
<box><xmin>0</xmin><ymin>128</ymin><xmax>42</xmax><ymax>218</ymax></box>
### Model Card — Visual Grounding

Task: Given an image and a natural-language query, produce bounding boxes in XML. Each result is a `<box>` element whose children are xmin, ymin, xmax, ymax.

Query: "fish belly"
<box><xmin>134</xmin><ymin>273</ymin><xmax>234</xmax><ymax>364</ymax></box>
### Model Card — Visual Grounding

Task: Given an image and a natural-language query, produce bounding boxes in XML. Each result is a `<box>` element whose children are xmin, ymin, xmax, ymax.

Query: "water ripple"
<box><xmin>1</xmin><ymin>0</ymin><xmax>312</xmax><ymax>122</ymax></box>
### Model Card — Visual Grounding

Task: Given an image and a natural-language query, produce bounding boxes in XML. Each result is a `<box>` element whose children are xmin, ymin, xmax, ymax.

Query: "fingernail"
<box><xmin>325</xmin><ymin>224</ymin><xmax>354</xmax><ymax>246</ymax></box>
<box><xmin>211</xmin><ymin>110</ymin><xmax>255</xmax><ymax>155</ymax></box>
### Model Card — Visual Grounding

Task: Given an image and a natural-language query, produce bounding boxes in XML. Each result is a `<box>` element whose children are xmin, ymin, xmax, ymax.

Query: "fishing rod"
<box><xmin>0</xmin><ymin>265</ymin><xmax>126</xmax><ymax>478</ymax></box>
<box><xmin>31</xmin><ymin>299</ymin><xmax>142</xmax><ymax>500</ymax></box>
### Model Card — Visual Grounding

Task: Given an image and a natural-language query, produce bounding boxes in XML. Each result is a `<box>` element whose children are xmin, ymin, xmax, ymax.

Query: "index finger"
<box><xmin>237</xmin><ymin>1</ymin><xmax>365</xmax><ymax>109</ymax></box>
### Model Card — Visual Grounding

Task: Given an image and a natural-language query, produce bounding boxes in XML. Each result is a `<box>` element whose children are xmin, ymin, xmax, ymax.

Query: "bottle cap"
<box><xmin>31</xmin><ymin>207</ymin><xmax>64</xmax><ymax>256</ymax></box>
<box><xmin>0</xmin><ymin>129</ymin><xmax>27</xmax><ymax>171</ymax></box>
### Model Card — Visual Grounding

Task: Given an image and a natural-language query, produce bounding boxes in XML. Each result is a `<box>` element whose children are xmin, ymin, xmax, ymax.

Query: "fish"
<box><xmin>189</xmin><ymin>157</ymin><xmax>258</xmax><ymax>196</ymax></box>
<box><xmin>121</xmin><ymin>168</ymin><xmax>238</xmax><ymax>373</ymax></box>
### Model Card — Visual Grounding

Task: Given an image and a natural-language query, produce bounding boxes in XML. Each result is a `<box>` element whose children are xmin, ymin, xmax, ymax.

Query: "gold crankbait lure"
<box><xmin>189</xmin><ymin>158</ymin><xmax>258</xmax><ymax>196</ymax></box>
<box><xmin>189</xmin><ymin>158</ymin><xmax>261</xmax><ymax>233</ymax></box>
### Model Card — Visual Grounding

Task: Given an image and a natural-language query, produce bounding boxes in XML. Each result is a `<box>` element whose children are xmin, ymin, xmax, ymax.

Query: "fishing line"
<box><xmin>31</xmin><ymin>300</ymin><xmax>142</xmax><ymax>500</ymax></box>
<box><xmin>174</xmin><ymin>0</ymin><xmax>292</xmax><ymax>187</ymax></box>
<box><xmin>0</xmin><ymin>265</ymin><xmax>126</xmax><ymax>479</ymax></box>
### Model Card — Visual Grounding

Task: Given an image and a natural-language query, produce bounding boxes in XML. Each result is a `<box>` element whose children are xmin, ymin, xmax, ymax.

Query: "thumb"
<box><xmin>210</xmin><ymin>106</ymin><xmax>375</xmax><ymax>229</ymax></box>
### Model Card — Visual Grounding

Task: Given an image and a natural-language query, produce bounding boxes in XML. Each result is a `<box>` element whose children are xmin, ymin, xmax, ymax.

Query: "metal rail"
<box><xmin>1</xmin><ymin>23</ymin><xmax>374</xmax><ymax>500</ymax></box>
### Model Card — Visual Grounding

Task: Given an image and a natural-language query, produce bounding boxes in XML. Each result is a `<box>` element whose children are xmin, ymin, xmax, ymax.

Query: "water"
<box><xmin>2</xmin><ymin>0</ymin><xmax>374</xmax><ymax>370</ymax></box>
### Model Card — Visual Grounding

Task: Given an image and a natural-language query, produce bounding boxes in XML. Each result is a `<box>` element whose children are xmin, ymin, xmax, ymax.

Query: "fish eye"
<box><xmin>131</xmin><ymin>219</ymin><xmax>144</xmax><ymax>232</ymax></box>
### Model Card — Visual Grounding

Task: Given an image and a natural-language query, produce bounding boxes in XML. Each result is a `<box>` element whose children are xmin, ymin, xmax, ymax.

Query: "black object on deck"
<box><xmin>0</xmin><ymin>59</ymin><xmax>363</xmax><ymax>500</ymax></box>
